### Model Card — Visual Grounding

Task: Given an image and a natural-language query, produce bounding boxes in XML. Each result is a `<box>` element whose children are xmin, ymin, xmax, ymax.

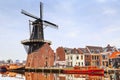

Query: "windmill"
<box><xmin>21</xmin><ymin>2</ymin><xmax>58</xmax><ymax>54</ymax></box>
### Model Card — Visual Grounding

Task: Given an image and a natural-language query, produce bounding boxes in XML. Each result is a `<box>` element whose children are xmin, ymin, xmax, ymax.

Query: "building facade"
<box><xmin>101</xmin><ymin>52</ymin><xmax>110</xmax><ymax>68</ymax></box>
<box><xmin>109</xmin><ymin>51</ymin><xmax>120</xmax><ymax>68</ymax></box>
<box><xmin>86</xmin><ymin>46</ymin><xmax>103</xmax><ymax>67</ymax></box>
<box><xmin>56</xmin><ymin>47</ymin><xmax>85</xmax><ymax>67</ymax></box>
<box><xmin>56</xmin><ymin>44</ymin><xmax>119</xmax><ymax>69</ymax></box>
<box><xmin>65</xmin><ymin>48</ymin><xmax>85</xmax><ymax>67</ymax></box>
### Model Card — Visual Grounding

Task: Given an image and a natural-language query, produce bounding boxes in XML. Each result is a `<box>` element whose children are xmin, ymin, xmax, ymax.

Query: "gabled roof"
<box><xmin>86</xmin><ymin>46</ymin><xmax>103</xmax><ymax>53</ymax></box>
<box><xmin>72</xmin><ymin>48</ymin><xmax>79</xmax><ymax>54</ymax></box>
<box><xmin>110</xmin><ymin>51</ymin><xmax>120</xmax><ymax>59</ymax></box>
<box><xmin>64</xmin><ymin>47</ymin><xmax>79</xmax><ymax>54</ymax></box>
<box><xmin>78</xmin><ymin>48</ymin><xmax>89</xmax><ymax>54</ymax></box>
<box><xmin>104</xmin><ymin>44</ymin><xmax>115</xmax><ymax>52</ymax></box>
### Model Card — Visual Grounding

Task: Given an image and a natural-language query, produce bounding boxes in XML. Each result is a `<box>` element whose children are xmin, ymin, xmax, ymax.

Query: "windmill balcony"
<box><xmin>21</xmin><ymin>39</ymin><xmax>52</xmax><ymax>45</ymax></box>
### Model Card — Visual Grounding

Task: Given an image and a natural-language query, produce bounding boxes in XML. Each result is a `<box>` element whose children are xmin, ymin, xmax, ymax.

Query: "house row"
<box><xmin>55</xmin><ymin>44</ymin><xmax>120</xmax><ymax>68</ymax></box>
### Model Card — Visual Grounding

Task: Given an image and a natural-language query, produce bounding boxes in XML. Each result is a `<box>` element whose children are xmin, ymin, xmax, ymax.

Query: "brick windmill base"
<box><xmin>25</xmin><ymin>43</ymin><xmax>55</xmax><ymax>68</ymax></box>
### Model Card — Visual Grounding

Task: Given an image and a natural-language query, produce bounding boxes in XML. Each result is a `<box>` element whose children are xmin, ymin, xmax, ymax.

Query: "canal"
<box><xmin>0</xmin><ymin>71</ymin><xmax>120</xmax><ymax>80</ymax></box>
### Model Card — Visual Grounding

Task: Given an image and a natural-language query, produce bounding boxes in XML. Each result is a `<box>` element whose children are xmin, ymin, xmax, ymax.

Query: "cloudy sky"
<box><xmin>0</xmin><ymin>0</ymin><xmax>120</xmax><ymax>61</ymax></box>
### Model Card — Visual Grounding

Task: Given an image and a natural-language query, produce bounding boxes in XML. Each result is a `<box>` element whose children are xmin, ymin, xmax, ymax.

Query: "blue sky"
<box><xmin>0</xmin><ymin>0</ymin><xmax>120</xmax><ymax>61</ymax></box>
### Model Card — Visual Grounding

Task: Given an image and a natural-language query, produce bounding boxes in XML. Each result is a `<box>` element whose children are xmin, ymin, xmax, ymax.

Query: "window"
<box><xmin>103</xmin><ymin>62</ymin><xmax>104</xmax><ymax>65</ymax></box>
<box><xmin>64</xmin><ymin>50</ymin><xmax>67</xmax><ymax>52</ymax></box>
<box><xmin>90</xmin><ymin>49</ymin><xmax>94</xmax><ymax>53</ymax></box>
<box><xmin>71</xmin><ymin>62</ymin><xmax>72</xmax><ymax>66</ymax></box>
<box><xmin>82</xmin><ymin>62</ymin><xmax>83</xmax><ymax>66</ymax></box>
<box><xmin>92</xmin><ymin>56</ymin><xmax>94</xmax><ymax>60</ymax></box>
<box><xmin>97</xmin><ymin>56</ymin><xmax>99</xmax><ymax>59</ymax></box>
<box><xmin>71</xmin><ymin>56</ymin><xmax>72</xmax><ymax>60</ymax></box>
<box><xmin>76</xmin><ymin>56</ymin><xmax>79</xmax><ymax>60</ymax></box>
<box><xmin>102</xmin><ymin>55</ymin><xmax>105</xmax><ymax>59</ymax></box>
<box><xmin>81</xmin><ymin>55</ymin><xmax>83</xmax><ymax>60</ymax></box>
<box><xmin>95</xmin><ymin>56</ymin><xmax>96</xmax><ymax>60</ymax></box>
<box><xmin>67</xmin><ymin>56</ymin><xmax>69</xmax><ymax>60</ymax></box>
<box><xmin>78</xmin><ymin>62</ymin><xmax>80</xmax><ymax>66</ymax></box>
<box><xmin>96</xmin><ymin>49</ymin><xmax>100</xmax><ymax>53</ymax></box>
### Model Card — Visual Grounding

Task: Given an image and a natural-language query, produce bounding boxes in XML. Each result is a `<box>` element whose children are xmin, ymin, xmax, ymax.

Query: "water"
<box><xmin>0</xmin><ymin>71</ymin><xmax>120</xmax><ymax>80</ymax></box>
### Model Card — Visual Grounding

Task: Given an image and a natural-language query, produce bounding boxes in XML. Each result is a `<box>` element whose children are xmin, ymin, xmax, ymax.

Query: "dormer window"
<box><xmin>91</xmin><ymin>49</ymin><xmax>94</xmax><ymax>53</ymax></box>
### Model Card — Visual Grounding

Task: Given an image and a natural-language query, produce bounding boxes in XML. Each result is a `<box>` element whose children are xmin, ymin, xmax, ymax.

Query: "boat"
<box><xmin>63</xmin><ymin>66</ymin><xmax>104</xmax><ymax>75</ymax></box>
<box><xmin>8</xmin><ymin>64</ymin><xmax>25</xmax><ymax>71</ymax></box>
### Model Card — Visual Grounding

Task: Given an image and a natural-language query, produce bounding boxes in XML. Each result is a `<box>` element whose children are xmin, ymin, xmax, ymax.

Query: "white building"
<box><xmin>65</xmin><ymin>48</ymin><xmax>85</xmax><ymax>67</ymax></box>
<box><xmin>56</xmin><ymin>47</ymin><xmax>85</xmax><ymax>67</ymax></box>
<box><xmin>66</xmin><ymin>53</ymin><xmax>85</xmax><ymax>67</ymax></box>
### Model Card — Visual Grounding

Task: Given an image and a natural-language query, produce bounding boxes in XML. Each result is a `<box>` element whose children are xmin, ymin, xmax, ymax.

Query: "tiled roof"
<box><xmin>86</xmin><ymin>46</ymin><xmax>103</xmax><ymax>53</ymax></box>
<box><xmin>86</xmin><ymin>46</ymin><xmax>103</xmax><ymax>49</ymax></box>
<box><xmin>110</xmin><ymin>51</ymin><xmax>120</xmax><ymax>59</ymax></box>
<box><xmin>78</xmin><ymin>48</ymin><xmax>89</xmax><ymax>54</ymax></box>
<box><xmin>64</xmin><ymin>47</ymin><xmax>79</xmax><ymax>54</ymax></box>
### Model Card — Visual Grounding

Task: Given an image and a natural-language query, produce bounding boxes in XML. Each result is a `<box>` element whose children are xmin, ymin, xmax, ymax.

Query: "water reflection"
<box><xmin>25</xmin><ymin>72</ymin><xmax>54</xmax><ymax>80</ymax></box>
<box><xmin>56</xmin><ymin>74</ymin><xmax>104</xmax><ymax>80</ymax></box>
<box><xmin>0</xmin><ymin>71</ymin><xmax>24</xmax><ymax>79</ymax></box>
<box><xmin>0</xmin><ymin>71</ymin><xmax>120</xmax><ymax>80</ymax></box>
<box><xmin>25</xmin><ymin>72</ymin><xmax>104</xmax><ymax>80</ymax></box>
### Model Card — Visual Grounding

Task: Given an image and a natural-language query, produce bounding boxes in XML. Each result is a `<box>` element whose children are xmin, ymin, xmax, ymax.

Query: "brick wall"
<box><xmin>56</xmin><ymin>47</ymin><xmax>65</xmax><ymax>61</ymax></box>
<box><xmin>26</xmin><ymin>43</ymin><xmax>55</xmax><ymax>68</ymax></box>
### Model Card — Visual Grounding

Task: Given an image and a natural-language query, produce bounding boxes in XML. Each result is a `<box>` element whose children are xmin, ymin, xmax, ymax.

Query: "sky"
<box><xmin>0</xmin><ymin>0</ymin><xmax>120</xmax><ymax>61</ymax></box>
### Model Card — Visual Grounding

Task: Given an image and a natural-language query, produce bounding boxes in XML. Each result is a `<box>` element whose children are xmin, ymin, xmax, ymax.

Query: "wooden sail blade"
<box><xmin>21</xmin><ymin>9</ymin><xmax>39</xmax><ymax>19</ymax></box>
<box><xmin>40</xmin><ymin>2</ymin><xmax>43</xmax><ymax>19</ymax></box>
<box><xmin>43</xmin><ymin>20</ymin><xmax>58</xmax><ymax>29</ymax></box>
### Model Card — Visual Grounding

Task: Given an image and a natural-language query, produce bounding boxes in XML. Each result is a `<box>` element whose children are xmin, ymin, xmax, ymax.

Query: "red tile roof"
<box><xmin>110</xmin><ymin>51</ymin><xmax>120</xmax><ymax>59</ymax></box>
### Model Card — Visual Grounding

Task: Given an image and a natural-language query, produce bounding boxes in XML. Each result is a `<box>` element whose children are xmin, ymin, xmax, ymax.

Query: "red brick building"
<box><xmin>56</xmin><ymin>47</ymin><xmax>66</xmax><ymax>67</ymax></box>
<box><xmin>86</xmin><ymin>46</ymin><xmax>103</xmax><ymax>67</ymax></box>
<box><xmin>26</xmin><ymin>43</ymin><xmax>55</xmax><ymax>68</ymax></box>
